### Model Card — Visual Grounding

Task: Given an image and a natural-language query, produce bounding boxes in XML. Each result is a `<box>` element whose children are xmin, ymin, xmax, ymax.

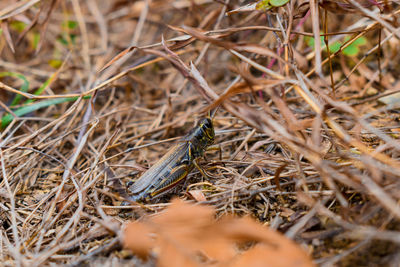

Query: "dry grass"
<box><xmin>1</xmin><ymin>0</ymin><xmax>400</xmax><ymax>266</ymax></box>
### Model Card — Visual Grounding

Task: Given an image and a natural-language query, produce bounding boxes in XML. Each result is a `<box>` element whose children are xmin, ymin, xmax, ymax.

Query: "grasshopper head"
<box><xmin>202</xmin><ymin>117</ymin><xmax>214</xmax><ymax>142</ymax></box>
<box><xmin>186</xmin><ymin>117</ymin><xmax>215</xmax><ymax>150</ymax></box>
<box><xmin>198</xmin><ymin>117</ymin><xmax>214</xmax><ymax>147</ymax></box>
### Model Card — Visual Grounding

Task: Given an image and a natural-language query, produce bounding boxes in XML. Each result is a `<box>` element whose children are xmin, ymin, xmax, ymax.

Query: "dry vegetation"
<box><xmin>1</xmin><ymin>0</ymin><xmax>400</xmax><ymax>266</ymax></box>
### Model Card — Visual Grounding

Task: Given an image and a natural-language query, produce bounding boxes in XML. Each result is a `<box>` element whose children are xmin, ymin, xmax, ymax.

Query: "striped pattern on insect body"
<box><xmin>127</xmin><ymin>118</ymin><xmax>215</xmax><ymax>202</ymax></box>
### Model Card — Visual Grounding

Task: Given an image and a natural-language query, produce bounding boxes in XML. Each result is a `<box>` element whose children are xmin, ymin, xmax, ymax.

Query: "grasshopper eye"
<box><xmin>201</xmin><ymin>118</ymin><xmax>212</xmax><ymax>130</ymax></box>
<box><xmin>205</xmin><ymin>118</ymin><xmax>212</xmax><ymax>128</ymax></box>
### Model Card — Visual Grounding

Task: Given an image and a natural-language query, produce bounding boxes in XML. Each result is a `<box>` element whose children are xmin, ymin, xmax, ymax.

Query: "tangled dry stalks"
<box><xmin>0</xmin><ymin>0</ymin><xmax>400</xmax><ymax>266</ymax></box>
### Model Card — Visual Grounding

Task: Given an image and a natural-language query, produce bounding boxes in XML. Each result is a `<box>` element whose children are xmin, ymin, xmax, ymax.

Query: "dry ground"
<box><xmin>0</xmin><ymin>0</ymin><xmax>400</xmax><ymax>266</ymax></box>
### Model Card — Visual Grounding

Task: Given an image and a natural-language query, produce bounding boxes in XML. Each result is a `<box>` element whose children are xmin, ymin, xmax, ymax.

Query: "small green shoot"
<box><xmin>1</xmin><ymin>95</ymin><xmax>91</xmax><ymax>129</ymax></box>
<box><xmin>25</xmin><ymin>77</ymin><xmax>51</xmax><ymax>105</ymax></box>
<box><xmin>31</xmin><ymin>32</ymin><xmax>40</xmax><ymax>50</ymax></box>
<box><xmin>62</xmin><ymin>20</ymin><xmax>78</xmax><ymax>30</ymax></box>
<box><xmin>57</xmin><ymin>20</ymin><xmax>78</xmax><ymax>46</ymax></box>
<box><xmin>0</xmin><ymin>66</ymin><xmax>82</xmax><ymax>129</ymax></box>
<box><xmin>57</xmin><ymin>34</ymin><xmax>76</xmax><ymax>46</ymax></box>
<box><xmin>0</xmin><ymin>72</ymin><xmax>30</xmax><ymax>106</ymax></box>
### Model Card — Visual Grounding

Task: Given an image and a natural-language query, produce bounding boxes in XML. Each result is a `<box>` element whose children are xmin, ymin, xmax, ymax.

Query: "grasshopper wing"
<box><xmin>128</xmin><ymin>142</ymin><xmax>189</xmax><ymax>194</ymax></box>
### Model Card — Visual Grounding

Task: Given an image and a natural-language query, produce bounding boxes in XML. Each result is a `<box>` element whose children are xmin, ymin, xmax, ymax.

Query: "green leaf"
<box><xmin>305</xmin><ymin>36</ymin><xmax>338</xmax><ymax>52</ymax></box>
<box><xmin>62</xmin><ymin>20</ymin><xmax>78</xmax><ymax>30</ymax></box>
<box><xmin>256</xmin><ymin>0</ymin><xmax>272</xmax><ymax>10</ymax></box>
<box><xmin>57</xmin><ymin>37</ymin><xmax>68</xmax><ymax>46</ymax></box>
<box><xmin>1</xmin><ymin>95</ymin><xmax>91</xmax><ymax>129</ymax></box>
<box><xmin>10</xmin><ymin>21</ymin><xmax>27</xmax><ymax>32</ymax></box>
<box><xmin>305</xmin><ymin>35</ymin><xmax>367</xmax><ymax>57</ymax></box>
<box><xmin>328</xmin><ymin>41</ymin><xmax>341</xmax><ymax>54</ymax></box>
<box><xmin>0</xmin><ymin>72</ymin><xmax>30</xmax><ymax>106</ymax></box>
<box><xmin>343</xmin><ymin>45</ymin><xmax>359</xmax><ymax>56</ymax></box>
<box><xmin>57</xmin><ymin>34</ymin><xmax>76</xmax><ymax>46</ymax></box>
<box><xmin>48</xmin><ymin>59</ymin><xmax>63</xmax><ymax>69</ymax></box>
<box><xmin>304</xmin><ymin>36</ymin><xmax>314</xmax><ymax>47</ymax></box>
<box><xmin>31</xmin><ymin>32</ymin><xmax>40</xmax><ymax>50</ymax></box>
<box><xmin>25</xmin><ymin>72</ymin><xmax>59</xmax><ymax>105</ymax></box>
<box><xmin>342</xmin><ymin>36</ymin><xmax>367</xmax><ymax>56</ymax></box>
<box><xmin>256</xmin><ymin>0</ymin><xmax>289</xmax><ymax>9</ymax></box>
<box><xmin>270</xmin><ymin>0</ymin><xmax>289</xmax><ymax>7</ymax></box>
<box><xmin>345</xmin><ymin>36</ymin><xmax>367</xmax><ymax>46</ymax></box>
<box><xmin>354</xmin><ymin>37</ymin><xmax>366</xmax><ymax>45</ymax></box>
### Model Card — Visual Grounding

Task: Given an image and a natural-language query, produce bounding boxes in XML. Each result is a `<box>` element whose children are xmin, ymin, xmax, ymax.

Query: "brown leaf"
<box><xmin>188</xmin><ymin>190</ymin><xmax>207</xmax><ymax>202</ymax></box>
<box><xmin>232</xmin><ymin>243</ymin><xmax>310</xmax><ymax>267</ymax></box>
<box><xmin>280</xmin><ymin>207</ymin><xmax>295</xmax><ymax>218</ymax></box>
<box><xmin>122</xmin><ymin>199</ymin><xmax>315</xmax><ymax>267</ymax></box>
<box><xmin>123</xmin><ymin>221</ymin><xmax>155</xmax><ymax>259</ymax></box>
<box><xmin>153</xmin><ymin>200</ymin><xmax>237</xmax><ymax>263</ymax></box>
<box><xmin>158</xmin><ymin>238</ymin><xmax>198</xmax><ymax>267</ymax></box>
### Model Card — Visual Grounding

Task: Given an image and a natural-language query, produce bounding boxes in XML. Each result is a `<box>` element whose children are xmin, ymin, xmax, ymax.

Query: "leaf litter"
<box><xmin>0</xmin><ymin>0</ymin><xmax>400</xmax><ymax>266</ymax></box>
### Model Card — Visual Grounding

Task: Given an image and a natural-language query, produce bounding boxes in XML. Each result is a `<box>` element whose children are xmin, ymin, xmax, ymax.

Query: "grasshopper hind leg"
<box><xmin>193</xmin><ymin>158</ymin><xmax>213</xmax><ymax>180</ymax></box>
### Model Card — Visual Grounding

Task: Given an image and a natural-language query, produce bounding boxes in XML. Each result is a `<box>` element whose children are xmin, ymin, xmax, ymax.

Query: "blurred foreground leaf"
<box><xmin>123</xmin><ymin>199</ymin><xmax>314</xmax><ymax>267</ymax></box>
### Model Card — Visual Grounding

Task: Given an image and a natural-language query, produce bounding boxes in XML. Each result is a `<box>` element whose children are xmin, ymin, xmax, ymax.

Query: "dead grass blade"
<box><xmin>1</xmin><ymin>1</ymin><xmax>400</xmax><ymax>265</ymax></box>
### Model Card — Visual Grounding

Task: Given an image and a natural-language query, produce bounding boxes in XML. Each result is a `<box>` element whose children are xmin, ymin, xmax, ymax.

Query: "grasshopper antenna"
<box><xmin>210</xmin><ymin>105</ymin><xmax>220</xmax><ymax>119</ymax></box>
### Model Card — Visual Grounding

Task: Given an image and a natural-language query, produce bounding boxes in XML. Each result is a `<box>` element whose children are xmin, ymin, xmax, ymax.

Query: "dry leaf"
<box><xmin>123</xmin><ymin>221</ymin><xmax>155</xmax><ymax>259</ymax></box>
<box><xmin>280</xmin><ymin>207</ymin><xmax>295</xmax><ymax>218</ymax></box>
<box><xmin>378</xmin><ymin>92</ymin><xmax>400</xmax><ymax>106</ymax></box>
<box><xmin>123</xmin><ymin>199</ymin><xmax>315</xmax><ymax>267</ymax></box>
<box><xmin>232</xmin><ymin>243</ymin><xmax>307</xmax><ymax>267</ymax></box>
<box><xmin>188</xmin><ymin>190</ymin><xmax>207</xmax><ymax>202</ymax></box>
<box><xmin>226</xmin><ymin>3</ymin><xmax>257</xmax><ymax>15</ymax></box>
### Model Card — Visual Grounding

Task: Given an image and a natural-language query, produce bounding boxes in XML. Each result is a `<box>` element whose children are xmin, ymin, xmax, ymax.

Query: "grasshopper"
<box><xmin>127</xmin><ymin>117</ymin><xmax>215</xmax><ymax>201</ymax></box>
